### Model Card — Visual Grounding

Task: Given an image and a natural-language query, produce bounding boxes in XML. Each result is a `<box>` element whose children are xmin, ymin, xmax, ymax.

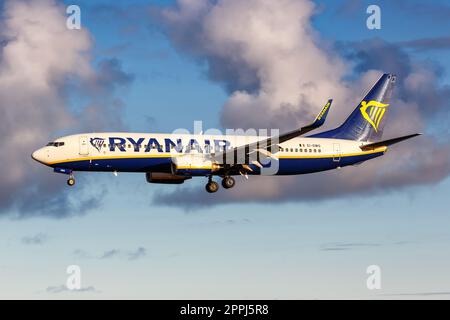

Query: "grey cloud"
<box><xmin>72</xmin><ymin>58</ymin><xmax>134</xmax><ymax>133</ymax></box>
<box><xmin>321</xmin><ymin>248</ymin><xmax>349</xmax><ymax>252</ymax></box>
<box><xmin>74</xmin><ymin>247</ymin><xmax>147</xmax><ymax>261</ymax></box>
<box><xmin>345</xmin><ymin>39</ymin><xmax>412</xmax><ymax>82</ymax></box>
<box><xmin>399</xmin><ymin>37</ymin><xmax>450</xmax><ymax>51</ymax></box>
<box><xmin>319</xmin><ymin>241</ymin><xmax>412</xmax><ymax>252</ymax></box>
<box><xmin>100</xmin><ymin>249</ymin><xmax>121</xmax><ymax>259</ymax></box>
<box><xmin>152</xmin><ymin>1</ymin><xmax>450</xmax><ymax>208</ymax></box>
<box><xmin>153</xmin><ymin>136</ymin><xmax>450</xmax><ymax>208</ymax></box>
<box><xmin>12</xmin><ymin>182</ymin><xmax>107</xmax><ymax>219</ymax></box>
<box><xmin>321</xmin><ymin>243</ymin><xmax>381</xmax><ymax>251</ymax></box>
<box><xmin>154</xmin><ymin>0</ymin><xmax>261</xmax><ymax>95</ymax></box>
<box><xmin>21</xmin><ymin>233</ymin><xmax>48</xmax><ymax>245</ymax></box>
<box><xmin>73</xmin><ymin>249</ymin><xmax>91</xmax><ymax>259</ymax></box>
<box><xmin>46</xmin><ymin>285</ymin><xmax>99</xmax><ymax>294</ymax></box>
<box><xmin>85</xmin><ymin>58</ymin><xmax>134</xmax><ymax>95</ymax></box>
<box><xmin>128</xmin><ymin>247</ymin><xmax>146</xmax><ymax>261</ymax></box>
<box><xmin>346</xmin><ymin>39</ymin><xmax>450</xmax><ymax>119</ymax></box>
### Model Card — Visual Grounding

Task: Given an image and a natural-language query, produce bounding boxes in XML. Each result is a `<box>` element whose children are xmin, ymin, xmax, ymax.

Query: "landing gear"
<box><xmin>222</xmin><ymin>176</ymin><xmax>235</xmax><ymax>189</ymax></box>
<box><xmin>205</xmin><ymin>176</ymin><xmax>236</xmax><ymax>193</ymax></box>
<box><xmin>205</xmin><ymin>180</ymin><xmax>219</xmax><ymax>193</ymax></box>
<box><xmin>67</xmin><ymin>175</ymin><xmax>75</xmax><ymax>187</ymax></box>
<box><xmin>205</xmin><ymin>176</ymin><xmax>219</xmax><ymax>193</ymax></box>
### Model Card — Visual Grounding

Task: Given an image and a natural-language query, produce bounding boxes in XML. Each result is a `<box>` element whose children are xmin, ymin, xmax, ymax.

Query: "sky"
<box><xmin>1</xmin><ymin>0</ymin><xmax>450</xmax><ymax>299</ymax></box>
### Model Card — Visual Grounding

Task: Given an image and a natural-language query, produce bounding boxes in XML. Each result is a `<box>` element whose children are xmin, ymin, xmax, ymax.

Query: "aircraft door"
<box><xmin>333</xmin><ymin>143</ymin><xmax>341</xmax><ymax>162</ymax></box>
<box><xmin>79</xmin><ymin>136</ymin><xmax>89</xmax><ymax>156</ymax></box>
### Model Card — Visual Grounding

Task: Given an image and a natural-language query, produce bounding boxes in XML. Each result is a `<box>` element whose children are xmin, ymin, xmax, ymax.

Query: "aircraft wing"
<box><xmin>212</xmin><ymin>99</ymin><xmax>333</xmax><ymax>165</ymax></box>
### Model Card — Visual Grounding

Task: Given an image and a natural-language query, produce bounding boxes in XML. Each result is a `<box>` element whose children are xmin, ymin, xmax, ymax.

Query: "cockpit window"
<box><xmin>46</xmin><ymin>142</ymin><xmax>65</xmax><ymax>147</ymax></box>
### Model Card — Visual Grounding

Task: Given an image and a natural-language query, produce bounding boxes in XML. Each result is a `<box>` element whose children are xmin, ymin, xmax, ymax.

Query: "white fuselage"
<box><xmin>31</xmin><ymin>133</ymin><xmax>387</xmax><ymax>176</ymax></box>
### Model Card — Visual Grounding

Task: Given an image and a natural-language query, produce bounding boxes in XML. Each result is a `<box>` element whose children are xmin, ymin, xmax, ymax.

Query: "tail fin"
<box><xmin>313</xmin><ymin>73</ymin><xmax>396</xmax><ymax>142</ymax></box>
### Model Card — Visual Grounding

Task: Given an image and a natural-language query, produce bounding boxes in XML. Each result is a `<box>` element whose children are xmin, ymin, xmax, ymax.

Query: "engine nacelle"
<box><xmin>172</xmin><ymin>154</ymin><xmax>220</xmax><ymax>174</ymax></box>
<box><xmin>145</xmin><ymin>172</ymin><xmax>192</xmax><ymax>184</ymax></box>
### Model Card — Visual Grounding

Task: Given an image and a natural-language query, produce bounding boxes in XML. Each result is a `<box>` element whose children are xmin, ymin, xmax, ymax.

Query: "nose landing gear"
<box><xmin>67</xmin><ymin>175</ymin><xmax>75</xmax><ymax>187</ymax></box>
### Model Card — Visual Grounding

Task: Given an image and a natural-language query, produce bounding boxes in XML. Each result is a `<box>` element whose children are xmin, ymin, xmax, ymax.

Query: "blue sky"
<box><xmin>1</xmin><ymin>0</ymin><xmax>450</xmax><ymax>299</ymax></box>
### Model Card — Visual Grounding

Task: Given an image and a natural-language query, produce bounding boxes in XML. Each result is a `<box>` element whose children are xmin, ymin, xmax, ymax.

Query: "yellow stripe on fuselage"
<box><xmin>48</xmin><ymin>147</ymin><xmax>387</xmax><ymax>166</ymax></box>
<box><xmin>176</xmin><ymin>166</ymin><xmax>212</xmax><ymax>170</ymax></box>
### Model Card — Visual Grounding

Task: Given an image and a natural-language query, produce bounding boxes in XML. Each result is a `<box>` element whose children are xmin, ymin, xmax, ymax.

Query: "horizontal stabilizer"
<box><xmin>360</xmin><ymin>133</ymin><xmax>421</xmax><ymax>151</ymax></box>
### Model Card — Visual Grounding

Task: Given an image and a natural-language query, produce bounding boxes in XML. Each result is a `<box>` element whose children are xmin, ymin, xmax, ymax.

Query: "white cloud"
<box><xmin>0</xmin><ymin>0</ymin><xmax>132</xmax><ymax>217</ymax></box>
<box><xmin>161</xmin><ymin>0</ymin><xmax>352</xmax><ymax>130</ymax></box>
<box><xmin>154</xmin><ymin>0</ymin><xmax>450</xmax><ymax>206</ymax></box>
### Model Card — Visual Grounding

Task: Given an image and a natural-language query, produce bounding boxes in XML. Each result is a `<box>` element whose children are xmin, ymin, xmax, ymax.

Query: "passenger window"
<box><xmin>295</xmin><ymin>148</ymin><xmax>298</xmax><ymax>152</ymax></box>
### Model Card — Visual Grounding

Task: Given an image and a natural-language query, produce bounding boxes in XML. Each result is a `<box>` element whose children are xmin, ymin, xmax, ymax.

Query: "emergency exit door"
<box><xmin>333</xmin><ymin>143</ymin><xmax>341</xmax><ymax>162</ymax></box>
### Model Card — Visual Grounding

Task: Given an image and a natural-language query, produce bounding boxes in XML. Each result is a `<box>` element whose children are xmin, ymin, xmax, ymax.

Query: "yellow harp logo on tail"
<box><xmin>360</xmin><ymin>100</ymin><xmax>389</xmax><ymax>132</ymax></box>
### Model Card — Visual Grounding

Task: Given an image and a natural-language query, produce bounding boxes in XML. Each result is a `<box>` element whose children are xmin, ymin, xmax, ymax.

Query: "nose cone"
<box><xmin>31</xmin><ymin>148</ymin><xmax>49</xmax><ymax>165</ymax></box>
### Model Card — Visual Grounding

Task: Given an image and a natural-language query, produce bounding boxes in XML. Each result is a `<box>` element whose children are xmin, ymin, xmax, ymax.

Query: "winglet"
<box><xmin>303</xmin><ymin>99</ymin><xmax>333</xmax><ymax>131</ymax></box>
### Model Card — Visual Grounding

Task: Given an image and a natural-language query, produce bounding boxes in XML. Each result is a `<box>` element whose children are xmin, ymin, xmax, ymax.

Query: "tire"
<box><xmin>67</xmin><ymin>178</ymin><xmax>75</xmax><ymax>186</ymax></box>
<box><xmin>222</xmin><ymin>176</ymin><xmax>235</xmax><ymax>189</ymax></box>
<box><xmin>205</xmin><ymin>181</ymin><xmax>219</xmax><ymax>193</ymax></box>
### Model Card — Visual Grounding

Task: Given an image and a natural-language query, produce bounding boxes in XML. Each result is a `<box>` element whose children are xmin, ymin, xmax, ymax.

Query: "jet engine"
<box><xmin>171</xmin><ymin>154</ymin><xmax>220</xmax><ymax>174</ymax></box>
<box><xmin>145</xmin><ymin>172</ymin><xmax>192</xmax><ymax>184</ymax></box>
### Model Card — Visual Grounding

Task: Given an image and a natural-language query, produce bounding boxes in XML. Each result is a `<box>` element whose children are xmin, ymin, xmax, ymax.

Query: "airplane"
<box><xmin>32</xmin><ymin>73</ymin><xmax>421</xmax><ymax>193</ymax></box>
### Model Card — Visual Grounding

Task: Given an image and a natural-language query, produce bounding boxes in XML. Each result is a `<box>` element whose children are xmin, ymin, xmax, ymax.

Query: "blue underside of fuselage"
<box><xmin>51</xmin><ymin>152</ymin><xmax>384</xmax><ymax>176</ymax></box>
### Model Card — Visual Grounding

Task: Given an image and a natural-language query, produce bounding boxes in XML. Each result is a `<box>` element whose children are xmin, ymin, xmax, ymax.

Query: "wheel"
<box><xmin>67</xmin><ymin>177</ymin><xmax>75</xmax><ymax>186</ymax></box>
<box><xmin>205</xmin><ymin>181</ymin><xmax>219</xmax><ymax>193</ymax></box>
<box><xmin>222</xmin><ymin>176</ymin><xmax>235</xmax><ymax>189</ymax></box>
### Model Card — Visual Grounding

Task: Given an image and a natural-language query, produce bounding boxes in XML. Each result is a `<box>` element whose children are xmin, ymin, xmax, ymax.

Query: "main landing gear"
<box><xmin>222</xmin><ymin>176</ymin><xmax>235</xmax><ymax>189</ymax></box>
<box><xmin>205</xmin><ymin>176</ymin><xmax>219</xmax><ymax>193</ymax></box>
<box><xmin>67</xmin><ymin>174</ymin><xmax>75</xmax><ymax>187</ymax></box>
<box><xmin>205</xmin><ymin>176</ymin><xmax>236</xmax><ymax>193</ymax></box>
